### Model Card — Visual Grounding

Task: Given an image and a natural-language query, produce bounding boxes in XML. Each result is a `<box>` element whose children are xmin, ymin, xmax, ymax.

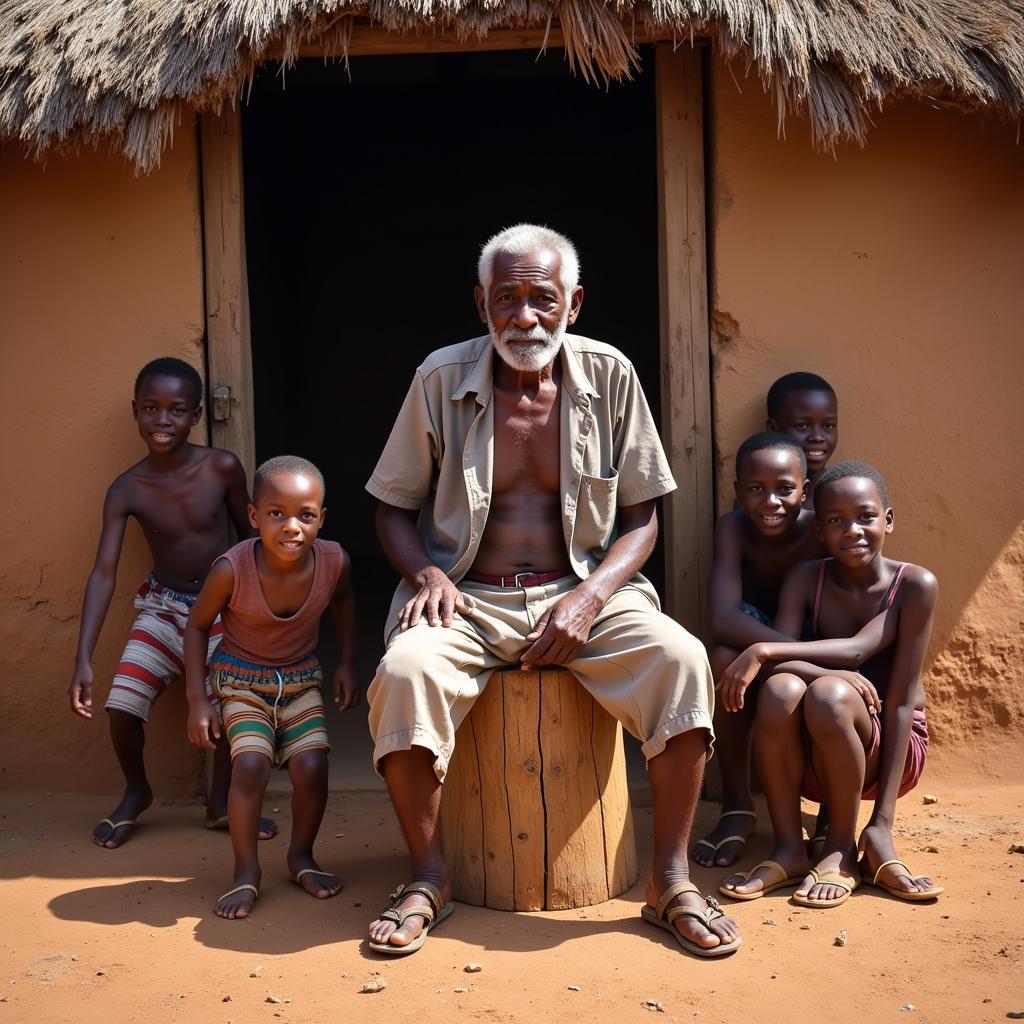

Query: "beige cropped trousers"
<box><xmin>367</xmin><ymin>576</ymin><xmax>715</xmax><ymax>782</ymax></box>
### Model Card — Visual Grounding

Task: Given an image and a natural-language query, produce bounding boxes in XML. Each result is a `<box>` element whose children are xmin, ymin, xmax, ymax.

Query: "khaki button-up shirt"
<box><xmin>367</xmin><ymin>334</ymin><xmax>676</xmax><ymax>613</ymax></box>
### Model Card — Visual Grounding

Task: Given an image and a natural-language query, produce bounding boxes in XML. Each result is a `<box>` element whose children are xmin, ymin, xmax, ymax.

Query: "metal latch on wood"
<box><xmin>212</xmin><ymin>384</ymin><xmax>232</xmax><ymax>422</ymax></box>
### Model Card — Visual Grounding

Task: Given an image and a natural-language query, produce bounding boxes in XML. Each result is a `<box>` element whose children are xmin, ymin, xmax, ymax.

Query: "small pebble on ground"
<box><xmin>922</xmin><ymin>794</ymin><xmax>939</xmax><ymax>804</ymax></box>
<box><xmin>834</xmin><ymin>930</ymin><xmax>848</xmax><ymax>947</ymax></box>
<box><xmin>464</xmin><ymin>963</ymin><xmax>482</xmax><ymax>973</ymax></box>
<box><xmin>360</xmin><ymin>980</ymin><xmax>387</xmax><ymax>994</ymax></box>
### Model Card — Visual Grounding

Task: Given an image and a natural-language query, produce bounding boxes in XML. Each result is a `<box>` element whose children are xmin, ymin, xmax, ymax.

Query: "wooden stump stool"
<box><xmin>440</xmin><ymin>669</ymin><xmax>638</xmax><ymax>911</ymax></box>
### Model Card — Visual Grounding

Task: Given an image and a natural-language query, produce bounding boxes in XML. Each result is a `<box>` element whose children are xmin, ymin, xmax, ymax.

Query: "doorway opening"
<box><xmin>243</xmin><ymin>48</ymin><xmax>662</xmax><ymax>788</ymax></box>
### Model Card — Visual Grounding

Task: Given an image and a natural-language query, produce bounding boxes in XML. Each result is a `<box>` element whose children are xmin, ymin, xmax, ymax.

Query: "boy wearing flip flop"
<box><xmin>185</xmin><ymin>455</ymin><xmax>357</xmax><ymax>920</ymax></box>
<box><xmin>69</xmin><ymin>357</ymin><xmax>277</xmax><ymax>849</ymax></box>
<box><xmin>693</xmin><ymin>433</ymin><xmax>823</xmax><ymax>869</ymax></box>
<box><xmin>717</xmin><ymin>461</ymin><xmax>942</xmax><ymax>907</ymax></box>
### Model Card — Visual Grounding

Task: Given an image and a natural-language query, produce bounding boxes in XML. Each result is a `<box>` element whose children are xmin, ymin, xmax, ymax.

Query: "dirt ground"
<box><xmin>2</xmin><ymin>750</ymin><xmax>1023</xmax><ymax>1024</ymax></box>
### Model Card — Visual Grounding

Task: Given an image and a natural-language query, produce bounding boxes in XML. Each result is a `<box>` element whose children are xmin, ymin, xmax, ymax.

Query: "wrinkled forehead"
<box><xmin>487</xmin><ymin>248</ymin><xmax>563</xmax><ymax>290</ymax></box>
<box><xmin>776</xmin><ymin>388</ymin><xmax>838</xmax><ymax>420</ymax></box>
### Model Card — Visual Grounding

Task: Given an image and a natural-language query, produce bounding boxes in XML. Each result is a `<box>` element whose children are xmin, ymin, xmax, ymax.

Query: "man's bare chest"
<box><xmin>490</xmin><ymin>392</ymin><xmax>562</xmax><ymax>494</ymax></box>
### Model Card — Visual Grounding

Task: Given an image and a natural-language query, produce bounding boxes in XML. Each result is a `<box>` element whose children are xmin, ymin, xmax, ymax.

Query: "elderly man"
<box><xmin>364</xmin><ymin>224</ymin><xmax>740</xmax><ymax>958</ymax></box>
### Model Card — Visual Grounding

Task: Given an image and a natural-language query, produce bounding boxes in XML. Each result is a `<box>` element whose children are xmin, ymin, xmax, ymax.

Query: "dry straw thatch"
<box><xmin>1</xmin><ymin>0</ymin><xmax>1022</xmax><ymax>170</ymax></box>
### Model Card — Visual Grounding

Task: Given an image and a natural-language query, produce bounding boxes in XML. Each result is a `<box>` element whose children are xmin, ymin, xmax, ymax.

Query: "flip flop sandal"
<box><xmin>292</xmin><ymin>868</ymin><xmax>342</xmax><ymax>897</ymax></box>
<box><xmin>368</xmin><ymin>881</ymin><xmax>455</xmax><ymax>956</ymax></box>
<box><xmin>864</xmin><ymin>859</ymin><xmax>944</xmax><ymax>901</ymax></box>
<box><xmin>792</xmin><ymin>869</ymin><xmax>860</xmax><ymax>908</ymax></box>
<box><xmin>216</xmin><ymin>883</ymin><xmax>259</xmax><ymax>916</ymax></box>
<box><xmin>95</xmin><ymin>818</ymin><xmax>137</xmax><ymax>847</ymax></box>
<box><xmin>693</xmin><ymin>810</ymin><xmax>757</xmax><ymax>859</ymax></box>
<box><xmin>718</xmin><ymin>860</ymin><xmax>805</xmax><ymax>901</ymax></box>
<box><xmin>204</xmin><ymin>815</ymin><xmax>230</xmax><ymax>830</ymax></box>
<box><xmin>641</xmin><ymin>882</ymin><xmax>742</xmax><ymax>957</ymax></box>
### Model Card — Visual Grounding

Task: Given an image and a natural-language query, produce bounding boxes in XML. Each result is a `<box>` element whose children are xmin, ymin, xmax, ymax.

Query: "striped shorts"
<box><xmin>105</xmin><ymin>576</ymin><xmax>222</xmax><ymax>721</ymax></box>
<box><xmin>210</xmin><ymin>651</ymin><xmax>330</xmax><ymax>767</ymax></box>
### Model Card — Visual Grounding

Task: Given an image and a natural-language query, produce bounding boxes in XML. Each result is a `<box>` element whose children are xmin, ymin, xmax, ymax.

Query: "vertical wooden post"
<box><xmin>200</xmin><ymin>104</ymin><xmax>256</xmax><ymax>481</ymax></box>
<box><xmin>655</xmin><ymin>42</ymin><xmax>714</xmax><ymax>641</ymax></box>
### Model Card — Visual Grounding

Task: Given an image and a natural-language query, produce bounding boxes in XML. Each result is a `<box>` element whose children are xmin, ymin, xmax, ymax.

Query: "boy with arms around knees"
<box><xmin>693</xmin><ymin>434</ymin><xmax>824</xmax><ymax>867</ymax></box>
<box><xmin>718</xmin><ymin>461</ymin><xmax>942</xmax><ymax>906</ymax></box>
<box><xmin>766</xmin><ymin>372</ymin><xmax>838</xmax><ymax>510</ymax></box>
<box><xmin>69</xmin><ymin>357</ymin><xmax>277</xmax><ymax>848</ymax></box>
<box><xmin>185</xmin><ymin>456</ymin><xmax>358</xmax><ymax>920</ymax></box>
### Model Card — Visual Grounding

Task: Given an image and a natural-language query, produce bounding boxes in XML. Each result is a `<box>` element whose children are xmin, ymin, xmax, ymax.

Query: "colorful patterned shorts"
<box><xmin>210</xmin><ymin>650</ymin><xmax>329</xmax><ymax>767</ymax></box>
<box><xmin>105</xmin><ymin>576</ymin><xmax>221</xmax><ymax>721</ymax></box>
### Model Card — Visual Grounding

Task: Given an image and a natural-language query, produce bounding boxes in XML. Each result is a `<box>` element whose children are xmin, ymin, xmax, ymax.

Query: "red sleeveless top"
<box><xmin>215</xmin><ymin>538</ymin><xmax>343</xmax><ymax>666</ymax></box>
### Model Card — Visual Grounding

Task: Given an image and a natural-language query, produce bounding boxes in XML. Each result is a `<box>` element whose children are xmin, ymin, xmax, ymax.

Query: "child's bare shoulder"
<box><xmin>897</xmin><ymin>563</ymin><xmax>938</xmax><ymax>605</ymax></box>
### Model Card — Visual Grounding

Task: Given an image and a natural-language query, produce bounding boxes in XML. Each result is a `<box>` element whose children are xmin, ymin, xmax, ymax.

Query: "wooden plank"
<box><xmin>541</xmin><ymin>671</ymin><xmax>608</xmax><ymax>909</ymax></box>
<box><xmin>502</xmin><ymin>670</ymin><xmax>546</xmax><ymax>911</ymax></box>
<box><xmin>440</xmin><ymin>714</ymin><xmax>486</xmax><ymax>906</ymax></box>
<box><xmin>655</xmin><ymin>42</ymin><xmax>714</xmax><ymax>640</ymax></box>
<box><xmin>200</xmin><ymin>105</ymin><xmax>256</xmax><ymax>483</ymax></box>
<box><xmin>590</xmin><ymin>702</ymin><xmax>638</xmax><ymax>896</ymax></box>
<box><xmin>471</xmin><ymin>676</ymin><xmax>516</xmax><ymax>910</ymax></box>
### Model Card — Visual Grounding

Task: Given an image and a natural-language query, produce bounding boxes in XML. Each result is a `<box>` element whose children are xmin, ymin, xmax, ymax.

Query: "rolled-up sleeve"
<box><xmin>366</xmin><ymin>372</ymin><xmax>438</xmax><ymax>510</ymax></box>
<box><xmin>614</xmin><ymin>363</ymin><xmax>677</xmax><ymax>506</ymax></box>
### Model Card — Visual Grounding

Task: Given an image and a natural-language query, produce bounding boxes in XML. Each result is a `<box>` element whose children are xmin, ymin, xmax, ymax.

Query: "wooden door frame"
<box><xmin>199</xmin><ymin>34</ymin><xmax>714</xmax><ymax>635</ymax></box>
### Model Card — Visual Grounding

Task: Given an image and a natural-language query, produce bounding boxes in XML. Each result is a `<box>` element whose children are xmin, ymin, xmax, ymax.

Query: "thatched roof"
<box><xmin>1</xmin><ymin>1</ymin><xmax>1023</xmax><ymax>171</ymax></box>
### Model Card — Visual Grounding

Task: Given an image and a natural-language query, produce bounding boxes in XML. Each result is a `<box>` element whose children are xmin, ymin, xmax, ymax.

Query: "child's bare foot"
<box><xmin>858</xmin><ymin>823</ymin><xmax>940</xmax><ymax>897</ymax></box>
<box><xmin>719</xmin><ymin>840</ymin><xmax>809</xmax><ymax>898</ymax></box>
<box><xmin>692</xmin><ymin>808</ymin><xmax>756</xmax><ymax>867</ymax></box>
<box><xmin>368</xmin><ymin>876</ymin><xmax>453</xmax><ymax>950</ymax></box>
<box><xmin>204</xmin><ymin>809</ymin><xmax>279</xmax><ymax>841</ymax></box>
<box><xmin>288</xmin><ymin>855</ymin><xmax>342</xmax><ymax>899</ymax></box>
<box><xmin>93</xmin><ymin>786</ymin><xmax>153</xmax><ymax>848</ymax></box>
<box><xmin>794</xmin><ymin>846</ymin><xmax>860</xmax><ymax>906</ymax></box>
<box><xmin>215</xmin><ymin>870</ymin><xmax>261</xmax><ymax>919</ymax></box>
<box><xmin>644</xmin><ymin>872</ymin><xmax>741</xmax><ymax>952</ymax></box>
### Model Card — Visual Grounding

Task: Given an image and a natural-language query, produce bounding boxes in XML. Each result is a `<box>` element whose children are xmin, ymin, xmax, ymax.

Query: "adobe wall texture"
<box><xmin>710</xmin><ymin>62</ymin><xmax>1024</xmax><ymax>749</ymax></box>
<box><xmin>0</xmin><ymin>136</ymin><xmax>208</xmax><ymax>794</ymax></box>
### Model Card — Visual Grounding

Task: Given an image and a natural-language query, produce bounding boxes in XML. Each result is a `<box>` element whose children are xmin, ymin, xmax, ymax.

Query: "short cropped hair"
<box><xmin>766</xmin><ymin>372</ymin><xmax>836</xmax><ymax>419</ymax></box>
<box><xmin>135</xmin><ymin>357</ymin><xmax>203</xmax><ymax>407</ymax></box>
<box><xmin>814</xmin><ymin>460</ymin><xmax>889</xmax><ymax>510</ymax></box>
<box><xmin>478</xmin><ymin>224</ymin><xmax>580</xmax><ymax>295</ymax></box>
<box><xmin>735</xmin><ymin>431</ymin><xmax>807</xmax><ymax>477</ymax></box>
<box><xmin>253</xmin><ymin>455</ymin><xmax>326</xmax><ymax>505</ymax></box>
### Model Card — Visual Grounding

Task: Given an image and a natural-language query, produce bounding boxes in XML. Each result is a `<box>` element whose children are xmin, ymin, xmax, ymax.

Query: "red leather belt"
<box><xmin>463</xmin><ymin>570</ymin><xmax>570</xmax><ymax>589</ymax></box>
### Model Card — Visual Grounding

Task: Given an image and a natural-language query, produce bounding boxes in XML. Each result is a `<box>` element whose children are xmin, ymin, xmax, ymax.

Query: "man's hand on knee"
<box><xmin>400</xmin><ymin>567</ymin><xmax>468</xmax><ymax>630</ymax></box>
<box><xmin>521</xmin><ymin>588</ymin><xmax>601</xmax><ymax>667</ymax></box>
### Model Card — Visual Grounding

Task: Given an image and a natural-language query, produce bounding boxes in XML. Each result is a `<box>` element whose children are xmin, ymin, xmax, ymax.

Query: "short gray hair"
<box><xmin>478</xmin><ymin>224</ymin><xmax>581</xmax><ymax>295</ymax></box>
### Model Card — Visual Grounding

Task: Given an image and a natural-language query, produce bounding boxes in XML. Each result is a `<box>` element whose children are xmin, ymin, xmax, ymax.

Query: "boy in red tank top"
<box><xmin>185</xmin><ymin>456</ymin><xmax>357</xmax><ymax>920</ymax></box>
<box><xmin>716</xmin><ymin>461</ymin><xmax>942</xmax><ymax>908</ymax></box>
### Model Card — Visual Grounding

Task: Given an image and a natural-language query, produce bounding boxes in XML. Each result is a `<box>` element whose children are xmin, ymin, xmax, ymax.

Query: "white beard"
<box><xmin>488</xmin><ymin>307</ymin><xmax>569</xmax><ymax>373</ymax></box>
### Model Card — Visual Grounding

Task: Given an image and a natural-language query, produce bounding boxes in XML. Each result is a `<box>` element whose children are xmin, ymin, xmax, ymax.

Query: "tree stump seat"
<box><xmin>440</xmin><ymin>668</ymin><xmax>638</xmax><ymax>911</ymax></box>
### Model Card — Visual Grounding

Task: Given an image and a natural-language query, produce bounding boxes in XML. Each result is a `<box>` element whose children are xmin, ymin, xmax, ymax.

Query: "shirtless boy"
<box><xmin>185</xmin><ymin>456</ymin><xmax>357</xmax><ymax>920</ymax></box>
<box><xmin>694</xmin><ymin>433</ymin><xmax>823</xmax><ymax>867</ymax></box>
<box><xmin>766</xmin><ymin>372</ymin><xmax>838</xmax><ymax>509</ymax></box>
<box><xmin>69</xmin><ymin>357</ymin><xmax>276</xmax><ymax>848</ymax></box>
<box><xmin>718</xmin><ymin>461</ymin><xmax>942</xmax><ymax>905</ymax></box>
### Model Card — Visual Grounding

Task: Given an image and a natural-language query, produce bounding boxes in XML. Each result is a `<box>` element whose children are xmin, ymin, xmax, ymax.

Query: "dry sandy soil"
<box><xmin>2</xmin><ymin>748</ymin><xmax>1023</xmax><ymax>1024</ymax></box>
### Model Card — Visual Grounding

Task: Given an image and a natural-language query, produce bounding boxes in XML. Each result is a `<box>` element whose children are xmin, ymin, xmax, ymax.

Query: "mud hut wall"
<box><xmin>709</xmin><ymin>62</ymin><xmax>1024</xmax><ymax>753</ymax></box>
<box><xmin>0</xmin><ymin>136</ymin><xmax>207</xmax><ymax>794</ymax></box>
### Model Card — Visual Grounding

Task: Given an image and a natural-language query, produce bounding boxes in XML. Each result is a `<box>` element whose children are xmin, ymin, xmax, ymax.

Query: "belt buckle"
<box><xmin>514</xmin><ymin>571</ymin><xmax>531</xmax><ymax>588</ymax></box>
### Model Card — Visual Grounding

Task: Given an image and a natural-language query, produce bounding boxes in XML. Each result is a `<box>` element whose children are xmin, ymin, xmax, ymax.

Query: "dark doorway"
<box><xmin>243</xmin><ymin>48</ymin><xmax>662</xmax><ymax>788</ymax></box>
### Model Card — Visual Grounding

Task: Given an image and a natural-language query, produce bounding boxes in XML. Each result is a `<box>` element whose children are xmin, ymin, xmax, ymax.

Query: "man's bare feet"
<box><xmin>794</xmin><ymin>846</ymin><xmax>860</xmax><ymax>905</ymax></box>
<box><xmin>289</xmin><ymin>856</ymin><xmax>342</xmax><ymax>899</ymax></box>
<box><xmin>368</xmin><ymin>877</ymin><xmax>452</xmax><ymax>951</ymax></box>
<box><xmin>858</xmin><ymin>823</ymin><xmax>940</xmax><ymax>897</ymax></box>
<box><xmin>692</xmin><ymin>808</ymin><xmax>756</xmax><ymax>868</ymax></box>
<box><xmin>644</xmin><ymin>873</ymin><xmax>741</xmax><ymax>953</ymax></box>
<box><xmin>93</xmin><ymin>786</ymin><xmax>153</xmax><ymax>849</ymax></box>
<box><xmin>214</xmin><ymin>872</ymin><xmax>261</xmax><ymax>919</ymax></box>
<box><xmin>719</xmin><ymin>841</ymin><xmax>810</xmax><ymax>899</ymax></box>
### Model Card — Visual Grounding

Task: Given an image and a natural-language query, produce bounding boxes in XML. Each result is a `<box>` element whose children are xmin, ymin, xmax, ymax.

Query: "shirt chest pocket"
<box><xmin>576</xmin><ymin>469</ymin><xmax>619</xmax><ymax>547</ymax></box>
